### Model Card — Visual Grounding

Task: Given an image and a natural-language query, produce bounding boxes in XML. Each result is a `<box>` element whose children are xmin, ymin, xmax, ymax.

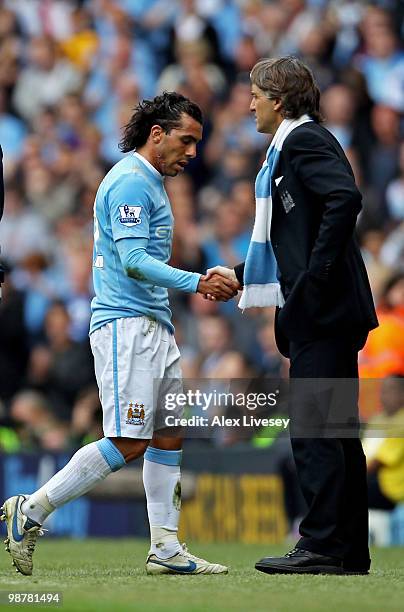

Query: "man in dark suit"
<box><xmin>208</xmin><ymin>57</ymin><xmax>378</xmax><ymax>574</ymax></box>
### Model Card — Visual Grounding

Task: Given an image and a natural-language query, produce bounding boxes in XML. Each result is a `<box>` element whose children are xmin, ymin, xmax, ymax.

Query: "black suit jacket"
<box><xmin>235</xmin><ymin>122</ymin><xmax>378</xmax><ymax>356</ymax></box>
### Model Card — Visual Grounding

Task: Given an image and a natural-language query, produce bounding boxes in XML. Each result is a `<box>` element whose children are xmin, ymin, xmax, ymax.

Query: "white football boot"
<box><xmin>1</xmin><ymin>495</ymin><xmax>45</xmax><ymax>576</ymax></box>
<box><xmin>146</xmin><ymin>543</ymin><xmax>228</xmax><ymax>575</ymax></box>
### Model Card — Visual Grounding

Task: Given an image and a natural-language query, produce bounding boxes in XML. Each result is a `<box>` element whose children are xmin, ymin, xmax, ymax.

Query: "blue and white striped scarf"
<box><xmin>238</xmin><ymin>114</ymin><xmax>312</xmax><ymax>310</ymax></box>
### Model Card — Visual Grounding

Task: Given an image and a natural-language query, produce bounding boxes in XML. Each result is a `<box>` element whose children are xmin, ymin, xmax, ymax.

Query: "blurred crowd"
<box><xmin>0</xmin><ymin>0</ymin><xmax>404</xmax><ymax>452</ymax></box>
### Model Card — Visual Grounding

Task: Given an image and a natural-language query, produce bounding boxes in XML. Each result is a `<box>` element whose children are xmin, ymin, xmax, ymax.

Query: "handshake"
<box><xmin>197</xmin><ymin>266</ymin><xmax>241</xmax><ymax>302</ymax></box>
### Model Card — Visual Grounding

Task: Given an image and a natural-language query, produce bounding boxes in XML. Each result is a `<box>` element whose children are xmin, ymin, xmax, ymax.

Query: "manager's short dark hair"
<box><xmin>119</xmin><ymin>92</ymin><xmax>203</xmax><ymax>152</ymax></box>
<box><xmin>250</xmin><ymin>56</ymin><xmax>323</xmax><ymax>123</ymax></box>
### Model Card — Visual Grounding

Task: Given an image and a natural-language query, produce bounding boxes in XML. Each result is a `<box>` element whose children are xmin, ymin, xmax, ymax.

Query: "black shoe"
<box><xmin>255</xmin><ymin>547</ymin><xmax>343</xmax><ymax>575</ymax></box>
<box><xmin>343</xmin><ymin>557</ymin><xmax>371</xmax><ymax>575</ymax></box>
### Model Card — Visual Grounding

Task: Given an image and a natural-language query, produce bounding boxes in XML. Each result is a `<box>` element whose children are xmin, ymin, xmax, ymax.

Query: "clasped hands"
<box><xmin>197</xmin><ymin>266</ymin><xmax>241</xmax><ymax>302</ymax></box>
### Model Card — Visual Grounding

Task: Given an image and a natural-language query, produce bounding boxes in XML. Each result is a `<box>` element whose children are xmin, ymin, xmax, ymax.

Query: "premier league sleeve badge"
<box><xmin>119</xmin><ymin>204</ymin><xmax>142</xmax><ymax>226</ymax></box>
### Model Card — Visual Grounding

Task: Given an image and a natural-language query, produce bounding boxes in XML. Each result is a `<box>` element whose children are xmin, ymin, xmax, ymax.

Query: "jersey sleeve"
<box><xmin>116</xmin><ymin>237</ymin><xmax>201</xmax><ymax>293</ymax></box>
<box><xmin>108</xmin><ymin>173</ymin><xmax>152</xmax><ymax>241</ymax></box>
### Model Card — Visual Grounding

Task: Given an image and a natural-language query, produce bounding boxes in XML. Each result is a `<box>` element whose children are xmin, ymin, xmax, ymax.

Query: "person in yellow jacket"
<box><xmin>364</xmin><ymin>375</ymin><xmax>404</xmax><ymax>508</ymax></box>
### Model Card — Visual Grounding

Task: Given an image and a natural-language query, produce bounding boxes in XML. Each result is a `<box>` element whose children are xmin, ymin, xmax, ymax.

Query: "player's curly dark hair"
<box><xmin>250</xmin><ymin>56</ymin><xmax>323</xmax><ymax>123</ymax></box>
<box><xmin>119</xmin><ymin>92</ymin><xmax>203</xmax><ymax>152</ymax></box>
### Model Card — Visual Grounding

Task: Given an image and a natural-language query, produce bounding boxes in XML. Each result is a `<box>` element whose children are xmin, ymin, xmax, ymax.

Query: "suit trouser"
<box><xmin>288</xmin><ymin>335</ymin><xmax>370</xmax><ymax>568</ymax></box>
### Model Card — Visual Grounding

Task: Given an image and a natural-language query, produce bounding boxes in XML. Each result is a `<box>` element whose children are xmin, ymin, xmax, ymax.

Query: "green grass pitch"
<box><xmin>0</xmin><ymin>540</ymin><xmax>403</xmax><ymax>612</ymax></box>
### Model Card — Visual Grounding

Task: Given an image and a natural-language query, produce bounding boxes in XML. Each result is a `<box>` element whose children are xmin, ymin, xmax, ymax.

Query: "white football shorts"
<box><xmin>90</xmin><ymin>316</ymin><xmax>183</xmax><ymax>439</ymax></box>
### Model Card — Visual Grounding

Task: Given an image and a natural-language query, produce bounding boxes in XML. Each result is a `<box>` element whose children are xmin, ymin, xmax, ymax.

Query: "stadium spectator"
<box><xmin>23</xmin><ymin>159</ymin><xmax>78</xmax><ymax>227</ymax></box>
<box><xmin>276</xmin><ymin>0</ymin><xmax>319</xmax><ymax>57</ymax></box>
<box><xmin>380</xmin><ymin>221</ymin><xmax>404</xmax><ymax>271</ymax></box>
<box><xmin>364</xmin><ymin>375</ymin><xmax>404</xmax><ymax>509</ymax></box>
<box><xmin>13</xmin><ymin>35</ymin><xmax>82</xmax><ymax>123</ymax></box>
<box><xmin>355</xmin><ymin>6</ymin><xmax>404</xmax><ymax>105</ymax></box>
<box><xmin>166</xmin><ymin>173</ymin><xmax>205</xmax><ymax>278</ymax></box>
<box><xmin>26</xmin><ymin>301</ymin><xmax>95</xmax><ymax>421</ymax></box>
<box><xmin>385</xmin><ymin>142</ymin><xmax>404</xmax><ymax>222</ymax></box>
<box><xmin>0</xmin><ymin>180</ymin><xmax>51</xmax><ymax>266</ymax></box>
<box><xmin>5</xmin><ymin>0</ymin><xmax>75</xmax><ymax>39</ymax></box>
<box><xmin>157</xmin><ymin>39</ymin><xmax>227</xmax><ymax>111</ymax></box>
<box><xmin>167</xmin><ymin>0</ymin><xmax>223</xmax><ymax>68</ymax></box>
<box><xmin>10</xmin><ymin>390</ymin><xmax>69</xmax><ymax>451</ymax></box>
<box><xmin>360</xmin><ymin>272</ymin><xmax>404</xmax><ymax>380</ymax></box>
<box><xmin>196</xmin><ymin>313</ymin><xmax>233</xmax><ymax>377</ymax></box>
<box><xmin>367</xmin><ymin>105</ymin><xmax>400</xmax><ymax>216</ymax></box>
<box><xmin>360</xmin><ymin>229</ymin><xmax>392</xmax><ymax>304</ymax></box>
<box><xmin>338</xmin><ymin>68</ymin><xmax>374</xmax><ymax>189</ymax></box>
<box><xmin>204</xmin><ymin>78</ymin><xmax>267</xmax><ymax>172</ymax></box>
<box><xmin>59</xmin><ymin>6</ymin><xmax>99</xmax><ymax>72</ymax></box>
<box><xmin>70</xmin><ymin>386</ymin><xmax>102</xmax><ymax>447</ymax></box>
<box><xmin>253</xmin><ymin>2</ymin><xmax>288</xmax><ymax>58</ymax></box>
<box><xmin>299</xmin><ymin>24</ymin><xmax>336</xmax><ymax>91</ymax></box>
<box><xmin>321</xmin><ymin>83</ymin><xmax>356</xmax><ymax>151</ymax></box>
<box><xmin>10</xmin><ymin>252</ymin><xmax>62</xmax><ymax>342</ymax></box>
<box><xmin>201</xmin><ymin>198</ymin><xmax>250</xmax><ymax>273</ymax></box>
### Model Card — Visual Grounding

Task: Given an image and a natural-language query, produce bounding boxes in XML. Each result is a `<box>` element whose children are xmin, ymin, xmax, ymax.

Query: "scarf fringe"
<box><xmin>238</xmin><ymin>283</ymin><xmax>285</xmax><ymax>310</ymax></box>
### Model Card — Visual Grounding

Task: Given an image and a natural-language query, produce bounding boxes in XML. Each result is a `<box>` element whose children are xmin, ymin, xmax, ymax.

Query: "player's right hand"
<box><xmin>197</xmin><ymin>273</ymin><xmax>240</xmax><ymax>302</ymax></box>
<box><xmin>202</xmin><ymin>266</ymin><xmax>241</xmax><ymax>301</ymax></box>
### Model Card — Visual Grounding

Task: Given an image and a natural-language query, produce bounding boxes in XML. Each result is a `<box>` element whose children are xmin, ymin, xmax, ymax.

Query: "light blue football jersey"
<box><xmin>90</xmin><ymin>152</ymin><xmax>176</xmax><ymax>334</ymax></box>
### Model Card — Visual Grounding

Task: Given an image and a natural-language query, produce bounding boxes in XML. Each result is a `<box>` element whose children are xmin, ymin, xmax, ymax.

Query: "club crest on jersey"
<box><xmin>119</xmin><ymin>204</ymin><xmax>142</xmax><ymax>226</ymax></box>
<box><xmin>126</xmin><ymin>402</ymin><xmax>145</xmax><ymax>426</ymax></box>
